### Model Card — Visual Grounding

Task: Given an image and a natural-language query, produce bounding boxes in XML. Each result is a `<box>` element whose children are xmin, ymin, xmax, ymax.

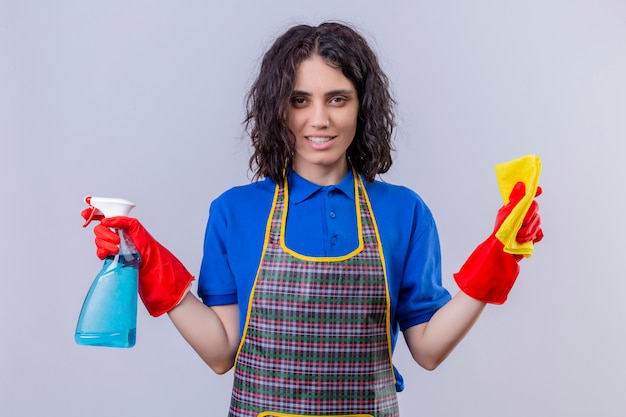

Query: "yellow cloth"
<box><xmin>494</xmin><ymin>154</ymin><xmax>542</xmax><ymax>257</ymax></box>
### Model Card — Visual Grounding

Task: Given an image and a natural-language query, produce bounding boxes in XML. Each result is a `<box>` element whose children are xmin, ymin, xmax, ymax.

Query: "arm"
<box><xmin>404</xmin><ymin>292</ymin><xmax>485</xmax><ymax>371</ymax></box>
<box><xmin>168</xmin><ymin>294</ymin><xmax>240</xmax><ymax>374</ymax></box>
<box><xmin>88</xmin><ymin>214</ymin><xmax>242</xmax><ymax>374</ymax></box>
<box><xmin>405</xmin><ymin>182</ymin><xmax>543</xmax><ymax>371</ymax></box>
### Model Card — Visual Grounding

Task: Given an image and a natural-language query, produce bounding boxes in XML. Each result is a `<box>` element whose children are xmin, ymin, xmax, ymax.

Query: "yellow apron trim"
<box><xmin>233</xmin><ymin>184</ymin><xmax>281</xmax><ymax>367</ymax></box>
<box><xmin>357</xmin><ymin>174</ymin><xmax>396</xmax><ymax>385</ymax></box>
<box><xmin>280</xmin><ymin>167</ymin><xmax>365</xmax><ymax>262</ymax></box>
<box><xmin>494</xmin><ymin>154</ymin><xmax>542</xmax><ymax>257</ymax></box>
<box><xmin>258</xmin><ymin>412</ymin><xmax>373</xmax><ymax>417</ymax></box>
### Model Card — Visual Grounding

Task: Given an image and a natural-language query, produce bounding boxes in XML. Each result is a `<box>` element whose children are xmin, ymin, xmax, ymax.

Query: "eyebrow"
<box><xmin>291</xmin><ymin>89</ymin><xmax>356</xmax><ymax>96</ymax></box>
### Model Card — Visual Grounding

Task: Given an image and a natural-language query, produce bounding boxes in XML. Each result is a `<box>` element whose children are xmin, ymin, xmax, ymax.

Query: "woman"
<box><xmin>87</xmin><ymin>22</ymin><xmax>543</xmax><ymax>417</ymax></box>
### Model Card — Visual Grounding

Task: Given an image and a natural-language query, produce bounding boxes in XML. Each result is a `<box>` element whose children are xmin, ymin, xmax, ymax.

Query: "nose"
<box><xmin>310</xmin><ymin>102</ymin><xmax>330</xmax><ymax>128</ymax></box>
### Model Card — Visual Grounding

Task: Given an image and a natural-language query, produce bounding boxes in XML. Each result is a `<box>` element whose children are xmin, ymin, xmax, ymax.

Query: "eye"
<box><xmin>329</xmin><ymin>96</ymin><xmax>348</xmax><ymax>105</ymax></box>
<box><xmin>290</xmin><ymin>96</ymin><xmax>308</xmax><ymax>107</ymax></box>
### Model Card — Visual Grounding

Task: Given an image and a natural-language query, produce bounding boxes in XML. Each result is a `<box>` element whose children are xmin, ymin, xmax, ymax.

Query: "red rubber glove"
<box><xmin>85</xmin><ymin>213</ymin><xmax>194</xmax><ymax>317</ymax></box>
<box><xmin>453</xmin><ymin>182</ymin><xmax>543</xmax><ymax>304</ymax></box>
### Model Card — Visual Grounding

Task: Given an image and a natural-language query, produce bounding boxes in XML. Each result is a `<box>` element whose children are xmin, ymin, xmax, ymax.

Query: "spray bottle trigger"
<box><xmin>81</xmin><ymin>198</ymin><xmax>105</xmax><ymax>228</ymax></box>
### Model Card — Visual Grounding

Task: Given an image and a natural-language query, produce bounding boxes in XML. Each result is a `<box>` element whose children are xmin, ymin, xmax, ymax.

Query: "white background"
<box><xmin>2</xmin><ymin>1</ymin><xmax>625</xmax><ymax>416</ymax></box>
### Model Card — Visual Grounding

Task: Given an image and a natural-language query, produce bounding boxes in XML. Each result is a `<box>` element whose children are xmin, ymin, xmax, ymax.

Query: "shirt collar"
<box><xmin>287</xmin><ymin>168</ymin><xmax>356</xmax><ymax>204</ymax></box>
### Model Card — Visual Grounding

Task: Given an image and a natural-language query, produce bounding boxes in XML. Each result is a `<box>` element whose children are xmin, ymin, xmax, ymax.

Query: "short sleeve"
<box><xmin>395</xmin><ymin>198</ymin><xmax>451</xmax><ymax>331</ymax></box>
<box><xmin>197</xmin><ymin>198</ymin><xmax>238</xmax><ymax>306</ymax></box>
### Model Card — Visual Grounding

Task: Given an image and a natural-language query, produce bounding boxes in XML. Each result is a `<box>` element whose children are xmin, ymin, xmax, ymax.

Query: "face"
<box><xmin>287</xmin><ymin>55</ymin><xmax>359</xmax><ymax>185</ymax></box>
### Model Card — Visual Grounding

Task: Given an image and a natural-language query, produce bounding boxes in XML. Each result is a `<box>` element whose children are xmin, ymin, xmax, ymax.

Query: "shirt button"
<box><xmin>331</xmin><ymin>236</ymin><xmax>337</xmax><ymax>245</ymax></box>
<box><xmin>328</xmin><ymin>190</ymin><xmax>335</xmax><ymax>197</ymax></box>
<box><xmin>329</xmin><ymin>211</ymin><xmax>336</xmax><ymax>219</ymax></box>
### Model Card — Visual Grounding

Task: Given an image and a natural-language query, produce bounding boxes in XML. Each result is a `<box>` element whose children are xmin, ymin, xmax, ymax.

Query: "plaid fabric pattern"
<box><xmin>229</xmin><ymin>175</ymin><xmax>399</xmax><ymax>417</ymax></box>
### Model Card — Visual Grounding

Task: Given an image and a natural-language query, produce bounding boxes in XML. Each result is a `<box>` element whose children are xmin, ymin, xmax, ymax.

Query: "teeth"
<box><xmin>307</xmin><ymin>137</ymin><xmax>331</xmax><ymax>143</ymax></box>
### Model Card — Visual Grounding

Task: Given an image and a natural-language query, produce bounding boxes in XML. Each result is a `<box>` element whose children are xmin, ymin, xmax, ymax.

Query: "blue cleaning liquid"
<box><xmin>75</xmin><ymin>252</ymin><xmax>140</xmax><ymax>348</ymax></box>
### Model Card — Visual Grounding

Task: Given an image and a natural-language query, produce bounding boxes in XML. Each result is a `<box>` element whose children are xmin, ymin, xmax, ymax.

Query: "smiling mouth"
<box><xmin>306</xmin><ymin>136</ymin><xmax>335</xmax><ymax>144</ymax></box>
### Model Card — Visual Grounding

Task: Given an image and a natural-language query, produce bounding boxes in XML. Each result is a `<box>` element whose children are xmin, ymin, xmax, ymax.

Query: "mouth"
<box><xmin>306</xmin><ymin>136</ymin><xmax>335</xmax><ymax>144</ymax></box>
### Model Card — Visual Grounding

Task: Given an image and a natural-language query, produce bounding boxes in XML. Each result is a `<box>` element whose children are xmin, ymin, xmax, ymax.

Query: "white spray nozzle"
<box><xmin>85</xmin><ymin>195</ymin><xmax>136</xmax><ymax>218</ymax></box>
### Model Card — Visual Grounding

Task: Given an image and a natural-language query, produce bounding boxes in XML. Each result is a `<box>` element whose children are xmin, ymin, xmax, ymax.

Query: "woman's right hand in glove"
<box><xmin>82</xmin><ymin>210</ymin><xmax>194</xmax><ymax>317</ymax></box>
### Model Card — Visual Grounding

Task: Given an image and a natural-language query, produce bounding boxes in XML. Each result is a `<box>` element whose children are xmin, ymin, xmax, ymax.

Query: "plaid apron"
<box><xmin>229</xmin><ymin>172</ymin><xmax>399</xmax><ymax>417</ymax></box>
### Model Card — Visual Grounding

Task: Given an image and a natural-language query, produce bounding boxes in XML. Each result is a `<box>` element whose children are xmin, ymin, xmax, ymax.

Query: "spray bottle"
<box><xmin>75</xmin><ymin>196</ymin><xmax>141</xmax><ymax>348</ymax></box>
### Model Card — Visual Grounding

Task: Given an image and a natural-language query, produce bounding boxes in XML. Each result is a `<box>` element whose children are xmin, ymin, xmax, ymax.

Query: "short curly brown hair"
<box><xmin>245</xmin><ymin>22</ymin><xmax>395</xmax><ymax>183</ymax></box>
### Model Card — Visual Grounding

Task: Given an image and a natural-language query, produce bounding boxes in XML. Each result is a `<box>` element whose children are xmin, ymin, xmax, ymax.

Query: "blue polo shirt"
<box><xmin>198</xmin><ymin>168</ymin><xmax>451</xmax><ymax>389</ymax></box>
